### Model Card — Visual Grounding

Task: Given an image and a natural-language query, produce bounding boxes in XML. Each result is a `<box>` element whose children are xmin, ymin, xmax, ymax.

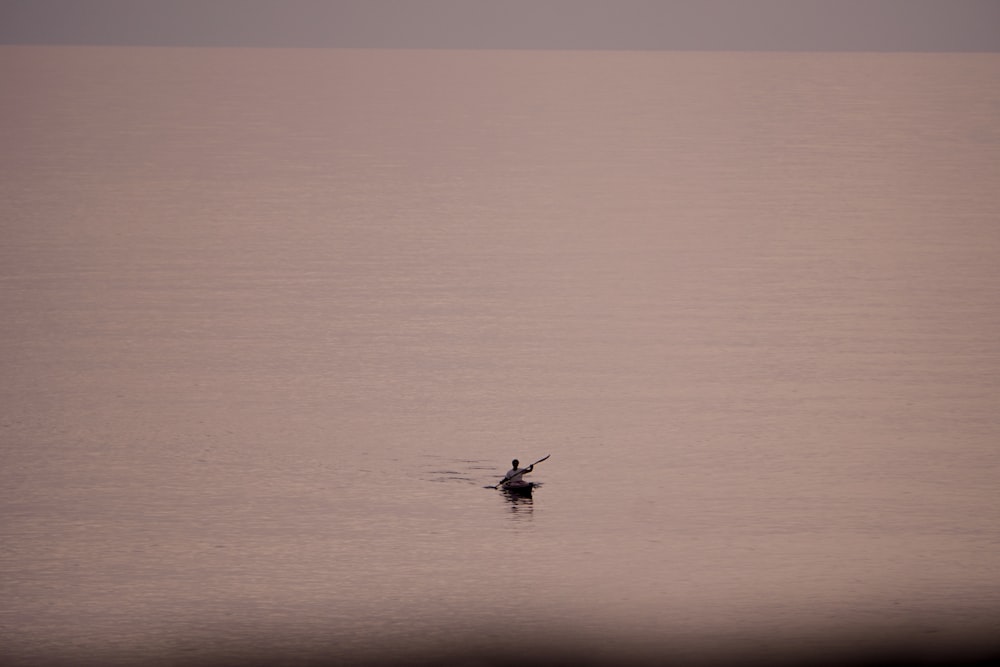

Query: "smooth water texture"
<box><xmin>1</xmin><ymin>47</ymin><xmax>999</xmax><ymax>665</ymax></box>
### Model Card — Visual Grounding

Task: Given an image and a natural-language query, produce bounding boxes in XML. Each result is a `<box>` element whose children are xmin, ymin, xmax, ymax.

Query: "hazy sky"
<box><xmin>2</xmin><ymin>0</ymin><xmax>999</xmax><ymax>51</ymax></box>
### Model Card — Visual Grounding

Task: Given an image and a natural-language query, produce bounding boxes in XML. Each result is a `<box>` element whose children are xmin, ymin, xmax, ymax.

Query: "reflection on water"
<box><xmin>500</xmin><ymin>486</ymin><xmax>534</xmax><ymax>518</ymax></box>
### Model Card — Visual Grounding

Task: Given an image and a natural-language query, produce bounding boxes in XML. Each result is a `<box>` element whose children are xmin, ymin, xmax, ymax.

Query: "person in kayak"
<box><xmin>504</xmin><ymin>459</ymin><xmax>534</xmax><ymax>485</ymax></box>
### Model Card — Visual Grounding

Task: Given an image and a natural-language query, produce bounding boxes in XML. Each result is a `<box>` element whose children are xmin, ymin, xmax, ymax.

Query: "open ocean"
<box><xmin>2</xmin><ymin>46</ymin><xmax>999</xmax><ymax>666</ymax></box>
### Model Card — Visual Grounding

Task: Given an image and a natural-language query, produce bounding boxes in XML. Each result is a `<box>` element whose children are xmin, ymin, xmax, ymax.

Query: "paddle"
<box><xmin>492</xmin><ymin>454</ymin><xmax>550</xmax><ymax>489</ymax></box>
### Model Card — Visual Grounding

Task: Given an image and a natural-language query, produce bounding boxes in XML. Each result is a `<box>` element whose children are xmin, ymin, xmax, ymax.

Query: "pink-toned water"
<box><xmin>1</xmin><ymin>47</ymin><xmax>998</xmax><ymax>665</ymax></box>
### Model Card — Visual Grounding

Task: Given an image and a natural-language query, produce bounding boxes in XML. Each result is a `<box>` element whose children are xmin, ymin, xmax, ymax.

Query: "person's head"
<box><xmin>512</xmin><ymin>459</ymin><xmax>519</xmax><ymax>469</ymax></box>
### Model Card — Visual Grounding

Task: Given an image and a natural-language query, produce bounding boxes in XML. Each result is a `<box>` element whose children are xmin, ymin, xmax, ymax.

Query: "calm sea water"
<box><xmin>1</xmin><ymin>47</ymin><xmax>999</xmax><ymax>666</ymax></box>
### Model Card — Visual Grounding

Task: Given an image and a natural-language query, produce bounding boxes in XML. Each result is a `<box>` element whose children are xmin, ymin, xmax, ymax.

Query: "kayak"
<box><xmin>501</xmin><ymin>480</ymin><xmax>534</xmax><ymax>494</ymax></box>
